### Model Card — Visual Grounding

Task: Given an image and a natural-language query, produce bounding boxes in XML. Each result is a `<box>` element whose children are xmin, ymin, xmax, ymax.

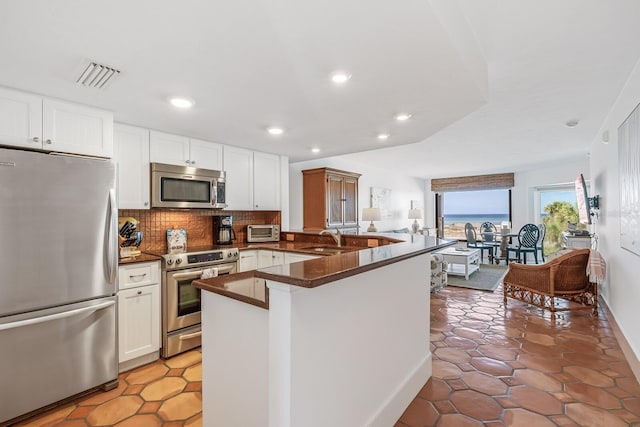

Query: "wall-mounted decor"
<box><xmin>371</xmin><ymin>187</ymin><xmax>392</xmax><ymax>219</ymax></box>
<box><xmin>618</xmin><ymin>101</ymin><xmax>640</xmax><ymax>256</ymax></box>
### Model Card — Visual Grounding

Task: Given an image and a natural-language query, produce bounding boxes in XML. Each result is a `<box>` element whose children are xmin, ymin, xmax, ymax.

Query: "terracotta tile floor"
<box><xmin>13</xmin><ymin>350</ymin><xmax>202</xmax><ymax>427</ymax></box>
<box><xmin>12</xmin><ymin>277</ymin><xmax>640</xmax><ymax>427</ymax></box>
<box><xmin>397</xmin><ymin>282</ymin><xmax>640</xmax><ymax>427</ymax></box>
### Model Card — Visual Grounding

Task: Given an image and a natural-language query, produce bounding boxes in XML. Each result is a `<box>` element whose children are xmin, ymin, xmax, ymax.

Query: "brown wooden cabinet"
<box><xmin>302</xmin><ymin>168</ymin><xmax>361</xmax><ymax>231</ymax></box>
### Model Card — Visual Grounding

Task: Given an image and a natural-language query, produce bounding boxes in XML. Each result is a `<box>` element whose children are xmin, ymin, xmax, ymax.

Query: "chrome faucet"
<box><xmin>319</xmin><ymin>228</ymin><xmax>342</xmax><ymax>247</ymax></box>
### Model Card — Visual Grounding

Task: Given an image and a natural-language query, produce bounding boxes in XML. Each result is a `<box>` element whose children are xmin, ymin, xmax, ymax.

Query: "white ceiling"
<box><xmin>1</xmin><ymin>0</ymin><xmax>640</xmax><ymax>179</ymax></box>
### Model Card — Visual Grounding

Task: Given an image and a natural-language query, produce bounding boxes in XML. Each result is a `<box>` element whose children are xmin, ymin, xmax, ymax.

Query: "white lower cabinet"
<box><xmin>241</xmin><ymin>249</ymin><xmax>315</xmax><ymax>272</ymax></box>
<box><xmin>118</xmin><ymin>261</ymin><xmax>161</xmax><ymax>372</ymax></box>
<box><xmin>238</xmin><ymin>251</ymin><xmax>258</xmax><ymax>272</ymax></box>
<box><xmin>258</xmin><ymin>250</ymin><xmax>284</xmax><ymax>268</ymax></box>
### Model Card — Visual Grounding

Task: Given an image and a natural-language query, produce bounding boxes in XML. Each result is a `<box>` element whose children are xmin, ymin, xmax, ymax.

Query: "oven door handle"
<box><xmin>170</xmin><ymin>264</ymin><xmax>235</xmax><ymax>281</ymax></box>
<box><xmin>179</xmin><ymin>331</ymin><xmax>203</xmax><ymax>341</ymax></box>
<box><xmin>171</xmin><ymin>271</ymin><xmax>207</xmax><ymax>280</ymax></box>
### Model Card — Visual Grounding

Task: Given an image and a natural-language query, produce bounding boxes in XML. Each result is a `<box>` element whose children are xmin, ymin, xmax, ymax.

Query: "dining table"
<box><xmin>480</xmin><ymin>230</ymin><xmax>519</xmax><ymax>264</ymax></box>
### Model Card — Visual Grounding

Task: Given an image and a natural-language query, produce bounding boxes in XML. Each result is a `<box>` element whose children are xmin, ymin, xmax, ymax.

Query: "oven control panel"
<box><xmin>163</xmin><ymin>248</ymin><xmax>239</xmax><ymax>270</ymax></box>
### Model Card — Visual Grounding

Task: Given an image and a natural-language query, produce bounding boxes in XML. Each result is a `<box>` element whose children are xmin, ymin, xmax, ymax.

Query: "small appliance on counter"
<box><xmin>119</xmin><ymin>217</ymin><xmax>143</xmax><ymax>257</ymax></box>
<box><xmin>247</xmin><ymin>224</ymin><xmax>280</xmax><ymax>242</ymax></box>
<box><xmin>213</xmin><ymin>215</ymin><xmax>236</xmax><ymax>245</ymax></box>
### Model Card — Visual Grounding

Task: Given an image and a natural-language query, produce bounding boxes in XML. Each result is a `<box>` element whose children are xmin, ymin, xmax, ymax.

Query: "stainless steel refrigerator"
<box><xmin>0</xmin><ymin>147</ymin><xmax>118</xmax><ymax>424</ymax></box>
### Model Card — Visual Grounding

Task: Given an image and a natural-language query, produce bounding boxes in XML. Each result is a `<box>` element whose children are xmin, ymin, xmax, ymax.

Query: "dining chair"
<box><xmin>480</xmin><ymin>221</ymin><xmax>501</xmax><ymax>250</ymax></box>
<box><xmin>506</xmin><ymin>224</ymin><xmax>540</xmax><ymax>264</ymax></box>
<box><xmin>536</xmin><ymin>223</ymin><xmax>546</xmax><ymax>263</ymax></box>
<box><xmin>465</xmin><ymin>223</ymin><xmax>494</xmax><ymax>263</ymax></box>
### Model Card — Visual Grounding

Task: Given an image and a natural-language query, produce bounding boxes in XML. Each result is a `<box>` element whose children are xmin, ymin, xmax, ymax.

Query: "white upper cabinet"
<box><xmin>223</xmin><ymin>145</ymin><xmax>254</xmax><ymax>210</ymax></box>
<box><xmin>149</xmin><ymin>130</ymin><xmax>190</xmax><ymax>165</ymax></box>
<box><xmin>254</xmin><ymin>151</ymin><xmax>280</xmax><ymax>210</ymax></box>
<box><xmin>0</xmin><ymin>87</ymin><xmax>113</xmax><ymax>158</ymax></box>
<box><xmin>224</xmin><ymin>146</ymin><xmax>280</xmax><ymax>211</ymax></box>
<box><xmin>0</xmin><ymin>87</ymin><xmax>42</xmax><ymax>149</ymax></box>
<box><xmin>149</xmin><ymin>130</ymin><xmax>222</xmax><ymax>170</ymax></box>
<box><xmin>190</xmin><ymin>138</ymin><xmax>223</xmax><ymax>170</ymax></box>
<box><xmin>42</xmin><ymin>98</ymin><xmax>113</xmax><ymax>158</ymax></box>
<box><xmin>114</xmin><ymin>124</ymin><xmax>150</xmax><ymax>209</ymax></box>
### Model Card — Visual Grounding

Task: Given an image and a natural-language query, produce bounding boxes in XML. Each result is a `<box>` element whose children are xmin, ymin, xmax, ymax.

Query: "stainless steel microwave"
<box><xmin>151</xmin><ymin>163</ymin><xmax>227</xmax><ymax>209</ymax></box>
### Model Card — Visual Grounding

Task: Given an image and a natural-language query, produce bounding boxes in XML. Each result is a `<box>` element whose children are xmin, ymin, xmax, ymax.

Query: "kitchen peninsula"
<box><xmin>193</xmin><ymin>232</ymin><xmax>454</xmax><ymax>427</ymax></box>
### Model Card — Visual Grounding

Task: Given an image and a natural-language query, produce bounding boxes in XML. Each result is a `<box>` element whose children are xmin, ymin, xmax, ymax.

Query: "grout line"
<box><xmin>598</xmin><ymin>296</ymin><xmax>640</xmax><ymax>384</ymax></box>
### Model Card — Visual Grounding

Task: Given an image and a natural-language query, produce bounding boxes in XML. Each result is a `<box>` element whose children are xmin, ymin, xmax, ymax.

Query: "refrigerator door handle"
<box><xmin>0</xmin><ymin>300</ymin><xmax>115</xmax><ymax>331</ymax></box>
<box><xmin>106</xmin><ymin>188</ymin><xmax>118</xmax><ymax>284</ymax></box>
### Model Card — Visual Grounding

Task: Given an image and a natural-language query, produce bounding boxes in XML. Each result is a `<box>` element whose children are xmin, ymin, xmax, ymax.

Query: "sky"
<box><xmin>444</xmin><ymin>189</ymin><xmax>509</xmax><ymax>215</ymax></box>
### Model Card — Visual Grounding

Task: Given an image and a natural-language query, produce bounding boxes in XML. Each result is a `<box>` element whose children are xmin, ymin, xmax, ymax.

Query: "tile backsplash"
<box><xmin>119</xmin><ymin>209</ymin><xmax>281</xmax><ymax>252</ymax></box>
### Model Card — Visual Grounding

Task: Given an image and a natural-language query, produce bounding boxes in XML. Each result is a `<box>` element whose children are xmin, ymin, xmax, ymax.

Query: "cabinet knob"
<box><xmin>45</xmin><ymin>139</ymin><xmax>52</xmax><ymax>145</ymax></box>
<box><xmin>137</xmin><ymin>290</ymin><xmax>142</xmax><ymax>295</ymax></box>
<box><xmin>255</xmin><ymin>204</ymin><xmax>259</xmax><ymax>208</ymax></box>
<box><xmin>185</xmin><ymin>160</ymin><xmax>190</xmax><ymax>164</ymax></box>
<box><xmin>191</xmin><ymin>160</ymin><xmax>196</xmax><ymax>165</ymax></box>
<box><xmin>144</xmin><ymin>202</ymin><xmax>149</xmax><ymax>207</ymax></box>
<box><xmin>32</xmin><ymin>137</ymin><xmax>40</xmax><ymax>143</ymax></box>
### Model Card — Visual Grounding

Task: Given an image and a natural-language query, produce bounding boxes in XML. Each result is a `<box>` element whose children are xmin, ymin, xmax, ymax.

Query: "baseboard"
<box><xmin>366</xmin><ymin>352</ymin><xmax>432</xmax><ymax>427</ymax></box>
<box><xmin>599</xmin><ymin>297</ymin><xmax>640</xmax><ymax>383</ymax></box>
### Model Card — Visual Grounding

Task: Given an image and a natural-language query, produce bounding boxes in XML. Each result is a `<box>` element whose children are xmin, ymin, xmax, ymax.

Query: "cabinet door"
<box><xmin>238</xmin><ymin>251</ymin><xmax>258</xmax><ymax>272</ymax></box>
<box><xmin>223</xmin><ymin>146</ymin><xmax>254</xmax><ymax>210</ymax></box>
<box><xmin>42</xmin><ymin>98</ymin><xmax>113</xmax><ymax>158</ymax></box>
<box><xmin>343</xmin><ymin>177</ymin><xmax>358</xmax><ymax>226</ymax></box>
<box><xmin>253</xmin><ymin>151</ymin><xmax>280</xmax><ymax>210</ymax></box>
<box><xmin>149</xmin><ymin>130</ymin><xmax>190</xmax><ymax>166</ymax></box>
<box><xmin>0</xmin><ymin>87</ymin><xmax>42</xmax><ymax>149</ymax></box>
<box><xmin>114</xmin><ymin>124</ymin><xmax>150</xmax><ymax>209</ymax></box>
<box><xmin>272</xmin><ymin>251</ymin><xmax>284</xmax><ymax>266</ymax></box>
<box><xmin>190</xmin><ymin>138</ymin><xmax>223</xmax><ymax>170</ymax></box>
<box><xmin>257</xmin><ymin>250</ymin><xmax>273</xmax><ymax>268</ymax></box>
<box><xmin>327</xmin><ymin>175</ymin><xmax>344</xmax><ymax>227</ymax></box>
<box><xmin>118</xmin><ymin>284</ymin><xmax>160</xmax><ymax>363</ymax></box>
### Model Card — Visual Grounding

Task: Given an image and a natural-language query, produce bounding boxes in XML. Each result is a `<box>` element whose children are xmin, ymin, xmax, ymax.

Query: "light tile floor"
<box><xmin>13</xmin><ymin>280</ymin><xmax>640</xmax><ymax>427</ymax></box>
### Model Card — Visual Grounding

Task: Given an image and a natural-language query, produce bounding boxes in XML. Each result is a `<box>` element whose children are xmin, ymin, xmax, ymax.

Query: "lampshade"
<box><xmin>362</xmin><ymin>208</ymin><xmax>381</xmax><ymax>221</ymax></box>
<box><xmin>408</xmin><ymin>208</ymin><xmax>422</xmax><ymax>220</ymax></box>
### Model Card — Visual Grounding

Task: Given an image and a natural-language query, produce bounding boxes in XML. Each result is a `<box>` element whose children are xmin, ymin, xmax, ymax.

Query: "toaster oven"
<box><xmin>246</xmin><ymin>224</ymin><xmax>280</xmax><ymax>243</ymax></box>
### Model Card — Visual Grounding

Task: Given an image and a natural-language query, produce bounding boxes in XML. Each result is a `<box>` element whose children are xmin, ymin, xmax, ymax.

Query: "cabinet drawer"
<box><xmin>118</xmin><ymin>261</ymin><xmax>160</xmax><ymax>290</ymax></box>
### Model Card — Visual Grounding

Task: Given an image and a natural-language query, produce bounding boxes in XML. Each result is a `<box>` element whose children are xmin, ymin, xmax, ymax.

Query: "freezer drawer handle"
<box><xmin>0</xmin><ymin>300</ymin><xmax>115</xmax><ymax>331</ymax></box>
<box><xmin>179</xmin><ymin>331</ymin><xmax>202</xmax><ymax>341</ymax></box>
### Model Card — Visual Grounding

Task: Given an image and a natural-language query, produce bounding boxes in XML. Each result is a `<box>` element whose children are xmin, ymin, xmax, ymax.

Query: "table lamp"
<box><xmin>362</xmin><ymin>208</ymin><xmax>381</xmax><ymax>232</ymax></box>
<box><xmin>408</xmin><ymin>208</ymin><xmax>422</xmax><ymax>233</ymax></box>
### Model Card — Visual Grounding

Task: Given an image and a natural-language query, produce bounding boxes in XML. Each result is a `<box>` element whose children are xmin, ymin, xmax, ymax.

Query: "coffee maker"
<box><xmin>213</xmin><ymin>215</ymin><xmax>236</xmax><ymax>245</ymax></box>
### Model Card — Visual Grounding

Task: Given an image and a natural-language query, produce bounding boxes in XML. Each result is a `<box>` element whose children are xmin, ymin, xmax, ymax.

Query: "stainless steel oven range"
<box><xmin>154</xmin><ymin>247</ymin><xmax>239</xmax><ymax>358</ymax></box>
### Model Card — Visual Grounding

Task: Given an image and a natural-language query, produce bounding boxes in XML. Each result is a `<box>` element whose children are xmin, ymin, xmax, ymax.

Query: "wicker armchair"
<box><xmin>503</xmin><ymin>248</ymin><xmax>597</xmax><ymax>318</ymax></box>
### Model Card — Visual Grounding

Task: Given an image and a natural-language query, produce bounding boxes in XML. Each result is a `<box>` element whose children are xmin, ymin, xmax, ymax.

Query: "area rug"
<box><xmin>446</xmin><ymin>264</ymin><xmax>508</xmax><ymax>292</ymax></box>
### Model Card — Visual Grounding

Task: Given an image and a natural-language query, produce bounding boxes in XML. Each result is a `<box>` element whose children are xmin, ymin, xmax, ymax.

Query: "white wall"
<box><xmin>289</xmin><ymin>157</ymin><xmax>426</xmax><ymax>232</ymax></box>
<box><xmin>423</xmin><ymin>156</ymin><xmax>590</xmax><ymax>232</ymax></box>
<box><xmin>590</xmin><ymin>57</ymin><xmax>640</xmax><ymax>363</ymax></box>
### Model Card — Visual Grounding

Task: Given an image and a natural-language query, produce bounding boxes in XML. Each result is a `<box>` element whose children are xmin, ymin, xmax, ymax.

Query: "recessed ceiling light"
<box><xmin>169</xmin><ymin>97</ymin><xmax>194</xmax><ymax>109</ymax></box>
<box><xmin>267</xmin><ymin>127</ymin><xmax>284</xmax><ymax>135</ymax></box>
<box><xmin>565</xmin><ymin>119</ymin><xmax>579</xmax><ymax>128</ymax></box>
<box><xmin>331</xmin><ymin>72</ymin><xmax>352</xmax><ymax>84</ymax></box>
<box><xmin>377</xmin><ymin>133</ymin><xmax>390</xmax><ymax>141</ymax></box>
<box><xmin>311</xmin><ymin>148</ymin><xmax>320</xmax><ymax>154</ymax></box>
<box><xmin>395</xmin><ymin>113</ymin><xmax>411</xmax><ymax>121</ymax></box>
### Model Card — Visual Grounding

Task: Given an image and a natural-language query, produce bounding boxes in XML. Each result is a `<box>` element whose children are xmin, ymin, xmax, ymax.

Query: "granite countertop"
<box><xmin>193</xmin><ymin>233</ymin><xmax>455</xmax><ymax>309</ymax></box>
<box><xmin>119</xmin><ymin>253</ymin><xmax>163</xmax><ymax>265</ymax></box>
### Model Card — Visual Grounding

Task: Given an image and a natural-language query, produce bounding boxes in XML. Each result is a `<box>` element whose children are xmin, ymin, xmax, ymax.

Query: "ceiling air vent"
<box><xmin>76</xmin><ymin>61</ymin><xmax>121</xmax><ymax>89</ymax></box>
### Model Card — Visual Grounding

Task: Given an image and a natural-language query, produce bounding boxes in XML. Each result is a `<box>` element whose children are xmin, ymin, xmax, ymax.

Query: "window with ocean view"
<box><xmin>442</xmin><ymin>189</ymin><xmax>510</xmax><ymax>239</ymax></box>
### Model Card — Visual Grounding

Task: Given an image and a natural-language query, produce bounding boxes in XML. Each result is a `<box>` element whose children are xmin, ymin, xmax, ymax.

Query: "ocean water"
<box><xmin>444</xmin><ymin>214</ymin><xmax>510</xmax><ymax>225</ymax></box>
